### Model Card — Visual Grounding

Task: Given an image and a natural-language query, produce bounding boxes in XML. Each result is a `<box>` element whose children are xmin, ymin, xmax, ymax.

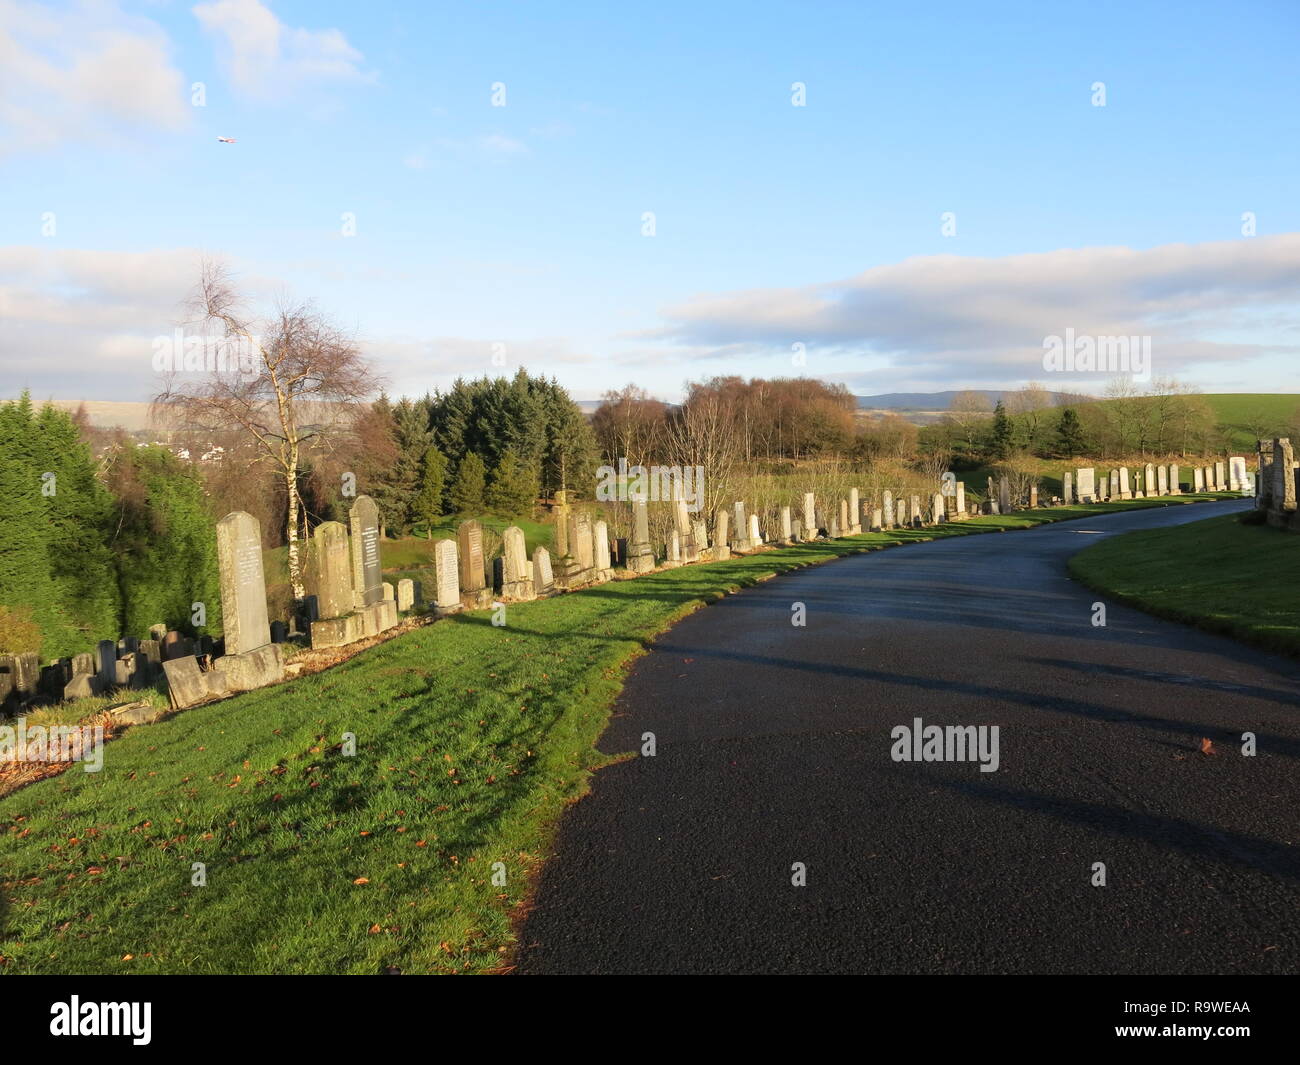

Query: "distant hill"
<box><xmin>855</xmin><ymin>390</ymin><xmax>1092</xmax><ymax>412</ymax></box>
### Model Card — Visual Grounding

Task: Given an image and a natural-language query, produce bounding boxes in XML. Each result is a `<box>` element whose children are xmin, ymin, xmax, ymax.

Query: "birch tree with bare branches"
<box><xmin>154</xmin><ymin>262</ymin><xmax>377</xmax><ymax>600</ymax></box>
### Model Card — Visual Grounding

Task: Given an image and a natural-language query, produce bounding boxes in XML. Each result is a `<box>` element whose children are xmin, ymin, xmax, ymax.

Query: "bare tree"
<box><xmin>154</xmin><ymin>261</ymin><xmax>377</xmax><ymax>600</ymax></box>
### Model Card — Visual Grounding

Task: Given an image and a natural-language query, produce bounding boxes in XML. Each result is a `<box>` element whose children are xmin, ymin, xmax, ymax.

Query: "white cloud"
<box><xmin>192</xmin><ymin>0</ymin><xmax>371</xmax><ymax>97</ymax></box>
<box><xmin>653</xmin><ymin>235</ymin><xmax>1300</xmax><ymax>388</ymax></box>
<box><xmin>0</xmin><ymin>0</ymin><xmax>189</xmax><ymax>154</ymax></box>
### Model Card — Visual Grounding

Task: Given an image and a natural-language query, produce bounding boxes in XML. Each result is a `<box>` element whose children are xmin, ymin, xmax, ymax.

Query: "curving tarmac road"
<box><xmin>515</xmin><ymin>500</ymin><xmax>1300</xmax><ymax>975</ymax></box>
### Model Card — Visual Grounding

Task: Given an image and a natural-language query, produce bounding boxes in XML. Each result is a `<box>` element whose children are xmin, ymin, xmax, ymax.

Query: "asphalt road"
<box><xmin>515</xmin><ymin>500</ymin><xmax>1300</xmax><ymax>974</ymax></box>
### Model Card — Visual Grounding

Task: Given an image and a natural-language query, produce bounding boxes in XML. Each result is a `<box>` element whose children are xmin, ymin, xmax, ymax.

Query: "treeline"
<box><xmin>0</xmin><ymin>395</ymin><xmax>220</xmax><ymax>659</ymax></box>
<box><xmin>344</xmin><ymin>370</ymin><xmax>597</xmax><ymax>535</ymax></box>
<box><xmin>927</xmin><ymin>381</ymin><xmax>1246</xmax><ymax>463</ymax></box>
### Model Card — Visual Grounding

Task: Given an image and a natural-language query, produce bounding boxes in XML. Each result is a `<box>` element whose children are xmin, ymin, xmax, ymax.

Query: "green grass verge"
<box><xmin>0</xmin><ymin>493</ymin><xmax>1230</xmax><ymax>974</ymax></box>
<box><xmin>1068</xmin><ymin>512</ymin><xmax>1300</xmax><ymax>658</ymax></box>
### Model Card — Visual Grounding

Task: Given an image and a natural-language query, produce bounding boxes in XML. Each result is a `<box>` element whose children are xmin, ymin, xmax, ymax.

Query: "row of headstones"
<box><xmin>439</xmin><ymin>486</ymin><xmax>972</xmax><ymax>613</ymax></box>
<box><xmin>1063</xmin><ymin>459</ymin><xmax>1245</xmax><ymax>504</ymax></box>
<box><xmin>1255</xmin><ymin>438</ymin><xmax>1299</xmax><ymax>531</ymax></box>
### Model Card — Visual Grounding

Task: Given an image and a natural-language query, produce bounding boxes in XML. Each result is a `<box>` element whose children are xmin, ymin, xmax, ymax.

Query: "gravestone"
<box><xmin>780</xmin><ymin>506</ymin><xmax>793</xmax><ymax>543</ymax></box>
<box><xmin>348</xmin><ymin>496</ymin><xmax>383</xmax><ymax>609</ymax></box>
<box><xmin>458</xmin><ymin>520</ymin><xmax>486</xmax><ymax>594</ymax></box>
<box><xmin>932</xmin><ymin>493</ymin><xmax>945</xmax><ymax>523</ymax></box>
<box><xmin>1193</xmin><ymin>466</ymin><xmax>1204</xmax><ymax>492</ymax></box>
<box><xmin>533</xmin><ymin>546</ymin><xmax>555</xmax><ymax>596</ymax></box>
<box><xmin>574</xmin><ymin>514</ymin><xmax>595</xmax><ymax>575</ymax></box>
<box><xmin>1157</xmin><ymin>465</ymin><xmax>1168</xmax><ymax>495</ymax></box>
<box><xmin>628</xmin><ymin>499</ymin><xmax>655</xmax><ymax>573</ymax></box>
<box><xmin>1229</xmin><ymin>456</ymin><xmax>1248</xmax><ymax>491</ymax></box>
<box><xmin>692</xmin><ymin>521</ymin><xmax>708</xmax><ymax>559</ymax></box>
<box><xmin>594</xmin><ymin>520</ymin><xmax>613</xmax><ymax>580</ymax></box>
<box><xmin>911</xmin><ymin>494</ymin><xmax>923</xmax><ymax>527</ymax></box>
<box><xmin>713</xmin><ymin>508</ymin><xmax>731</xmax><ymax>560</ymax></box>
<box><xmin>883</xmin><ymin>491</ymin><xmax>895</xmax><ymax>528</ymax></box>
<box><xmin>396</xmin><ymin>578</ymin><xmax>414</xmax><ymax>611</ymax></box>
<box><xmin>871</xmin><ymin>507</ymin><xmax>883</xmax><ymax>532</ymax></box>
<box><xmin>1119</xmin><ymin>468</ymin><xmax>1132</xmax><ymax>499</ymax></box>
<box><xmin>839</xmin><ymin>498</ymin><xmax>850</xmax><ymax>535</ymax></box>
<box><xmin>1168</xmin><ymin>464</ymin><xmax>1180</xmax><ymax>495</ymax></box>
<box><xmin>849</xmin><ymin>489</ymin><xmax>861</xmax><ymax>534</ymax></box>
<box><xmin>1075</xmin><ymin>468</ymin><xmax>1095</xmax><ymax>502</ymax></box>
<box><xmin>216</xmin><ymin>511</ymin><xmax>272</xmax><ymax>655</ymax></box>
<box><xmin>434</xmin><ymin>538</ymin><xmax>461</xmax><ymax>613</ymax></box>
<box><xmin>1214</xmin><ymin>460</ymin><xmax>1227</xmax><ymax>491</ymax></box>
<box><xmin>732</xmin><ymin>501</ymin><xmax>748</xmax><ymax>550</ymax></box>
<box><xmin>665</xmin><ymin>529</ymin><xmax>682</xmax><ymax>567</ymax></box>
<box><xmin>270</xmin><ymin>620</ymin><xmax>288</xmax><ymax>643</ymax></box>
<box><xmin>749</xmin><ymin>513</ymin><xmax>761</xmax><ymax>544</ymax></box>
<box><xmin>954</xmin><ymin>480</ymin><xmax>967</xmax><ymax>518</ymax></box>
<box><xmin>897</xmin><ymin>496</ymin><xmax>909</xmax><ymax>527</ymax></box>
<box><xmin>802</xmin><ymin>493</ymin><xmax>816</xmax><ymax>537</ymax></box>
<box><xmin>1029</xmin><ymin>484</ymin><xmax>1038</xmax><ymax>508</ymax></box>
<box><xmin>312</xmin><ymin>521</ymin><xmax>353</xmax><ymax>619</ymax></box>
<box><xmin>501</xmin><ymin>526</ymin><xmax>533</xmax><ymax>599</ymax></box>
<box><xmin>382</xmin><ymin>582</ymin><xmax>394</xmax><ymax>602</ymax></box>
<box><xmin>97</xmin><ymin>639</ymin><xmax>117</xmax><ymax>691</ymax></box>
<box><xmin>997</xmin><ymin>479</ymin><xmax>1010</xmax><ymax>514</ymax></box>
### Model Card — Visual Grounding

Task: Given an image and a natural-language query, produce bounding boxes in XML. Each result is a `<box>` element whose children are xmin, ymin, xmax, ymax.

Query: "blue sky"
<box><xmin>3</xmin><ymin>0</ymin><xmax>1299</xmax><ymax>403</ymax></box>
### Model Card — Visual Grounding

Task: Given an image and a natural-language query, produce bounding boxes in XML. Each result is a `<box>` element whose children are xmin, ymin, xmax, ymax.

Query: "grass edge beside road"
<box><xmin>1068</xmin><ymin>511</ymin><xmax>1300</xmax><ymax>660</ymax></box>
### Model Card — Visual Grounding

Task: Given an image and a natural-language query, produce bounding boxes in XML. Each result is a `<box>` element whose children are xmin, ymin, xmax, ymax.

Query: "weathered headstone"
<box><xmin>882</xmin><ymin>490</ymin><xmax>895</xmax><ymax>528</ymax></box>
<box><xmin>533</xmin><ymin>546</ymin><xmax>554</xmax><ymax>596</ymax></box>
<box><xmin>749</xmin><ymin>513</ymin><xmax>761</xmax><ymax>545</ymax></box>
<box><xmin>499</xmin><ymin>526</ymin><xmax>533</xmax><ymax>599</ymax></box>
<box><xmin>312</xmin><ymin>521</ymin><xmax>353</xmax><ymax>619</ymax></box>
<box><xmin>594</xmin><ymin>520</ymin><xmax>613</xmax><ymax>580</ymax></box>
<box><xmin>780</xmin><ymin>506</ymin><xmax>793</xmax><ymax>543</ymax></box>
<box><xmin>870</xmin><ymin>507</ymin><xmax>883</xmax><ymax>532</ymax></box>
<box><xmin>628</xmin><ymin>499</ymin><xmax>655</xmax><ymax>573</ymax></box>
<box><xmin>348</xmin><ymin>496</ymin><xmax>383</xmax><ymax>609</ymax></box>
<box><xmin>1156</xmin><ymin>465</ymin><xmax>1168</xmax><ymax>495</ymax></box>
<box><xmin>1119</xmin><ymin>468</ymin><xmax>1132</xmax><ymax>499</ymax></box>
<box><xmin>1075</xmin><ymin>468</ymin><xmax>1095</xmax><ymax>503</ymax></box>
<box><xmin>911</xmin><ymin>494</ymin><xmax>923</xmax><ymax>527</ymax></box>
<box><xmin>458</xmin><ymin>520</ymin><xmax>486</xmax><ymax>594</ymax></box>
<box><xmin>954</xmin><ymin>480</ymin><xmax>967</xmax><ymax>518</ymax></box>
<box><xmin>97</xmin><ymin>639</ymin><xmax>117</xmax><ymax>691</ymax></box>
<box><xmin>396</xmin><ymin>578</ymin><xmax>414</xmax><ymax>611</ymax></box>
<box><xmin>1193</xmin><ymin>466</ymin><xmax>1204</xmax><ymax>492</ymax></box>
<box><xmin>932</xmin><ymin>492</ymin><xmax>945</xmax><ymax>523</ymax></box>
<box><xmin>732</xmin><ymin>501</ymin><xmax>748</xmax><ymax>550</ymax></box>
<box><xmin>997</xmin><ymin>479</ymin><xmax>1010</xmax><ymax>514</ymax></box>
<box><xmin>434</xmin><ymin>538</ymin><xmax>461</xmax><ymax>613</ymax></box>
<box><xmin>802</xmin><ymin>493</ymin><xmax>816</xmax><ymax>537</ymax></box>
<box><xmin>1229</xmin><ymin>455</ymin><xmax>1248</xmax><ymax>491</ymax></box>
<box><xmin>1215</xmin><ymin>460</ymin><xmax>1227</xmax><ymax>492</ymax></box>
<box><xmin>848</xmin><ymin>489</ymin><xmax>861</xmax><ymax>534</ymax></box>
<box><xmin>216</xmin><ymin>511</ymin><xmax>272</xmax><ymax>655</ymax></box>
<box><xmin>713</xmin><ymin>508</ymin><xmax>731</xmax><ymax>561</ymax></box>
<box><xmin>1168</xmin><ymin>464</ymin><xmax>1180</xmax><ymax>495</ymax></box>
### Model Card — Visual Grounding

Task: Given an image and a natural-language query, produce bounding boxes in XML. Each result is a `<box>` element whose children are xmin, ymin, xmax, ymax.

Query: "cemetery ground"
<box><xmin>1071</xmin><ymin>514</ymin><xmax>1300</xmax><ymax>658</ymax></box>
<box><xmin>0</xmin><ymin>490</ymin><xmax>1266</xmax><ymax>975</ymax></box>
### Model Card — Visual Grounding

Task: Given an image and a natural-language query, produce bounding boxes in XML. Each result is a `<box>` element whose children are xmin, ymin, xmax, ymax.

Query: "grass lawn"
<box><xmin>1069</xmin><ymin>513</ymin><xmax>1300</xmax><ymax>658</ymax></box>
<box><xmin>0</xmin><ymin>494</ymin><xmax>1230</xmax><ymax>974</ymax></box>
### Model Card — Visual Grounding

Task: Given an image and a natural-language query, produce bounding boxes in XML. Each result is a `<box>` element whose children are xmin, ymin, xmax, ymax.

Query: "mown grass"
<box><xmin>1069</xmin><ymin>513</ymin><xmax>1300</xmax><ymax>658</ymax></box>
<box><xmin>0</xmin><ymin>494</ymin><xmax>1227</xmax><ymax>974</ymax></box>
